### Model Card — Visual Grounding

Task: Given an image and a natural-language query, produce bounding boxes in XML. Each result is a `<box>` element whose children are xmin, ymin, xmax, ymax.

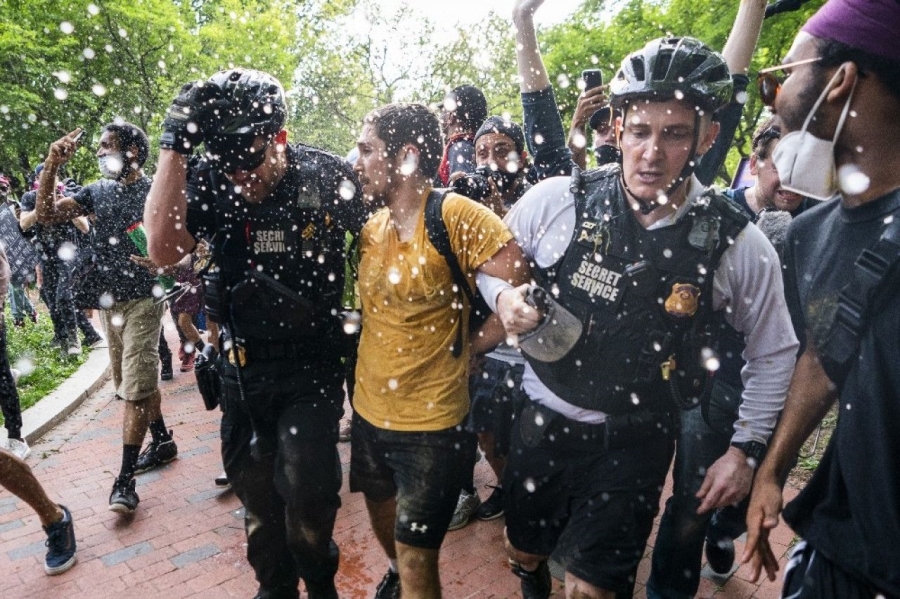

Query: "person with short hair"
<box><xmin>744</xmin><ymin>1</ymin><xmax>900</xmax><ymax>596</ymax></box>
<box><xmin>484</xmin><ymin>35</ymin><xmax>797</xmax><ymax>599</ymax></box>
<box><xmin>35</xmin><ymin>121</ymin><xmax>177</xmax><ymax>515</ymax></box>
<box><xmin>351</xmin><ymin>102</ymin><xmax>529</xmax><ymax>598</ymax></box>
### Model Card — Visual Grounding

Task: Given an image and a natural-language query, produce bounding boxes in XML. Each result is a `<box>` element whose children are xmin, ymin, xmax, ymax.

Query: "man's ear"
<box><xmin>696</xmin><ymin>120</ymin><xmax>721</xmax><ymax>156</ymax></box>
<box><xmin>395</xmin><ymin>143</ymin><xmax>421</xmax><ymax>175</ymax></box>
<box><xmin>749</xmin><ymin>152</ymin><xmax>760</xmax><ymax>176</ymax></box>
<box><xmin>827</xmin><ymin>62</ymin><xmax>859</xmax><ymax>104</ymax></box>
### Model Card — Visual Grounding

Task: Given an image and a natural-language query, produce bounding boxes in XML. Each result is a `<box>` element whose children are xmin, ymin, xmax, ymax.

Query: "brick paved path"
<box><xmin>0</xmin><ymin>326</ymin><xmax>801</xmax><ymax>598</ymax></box>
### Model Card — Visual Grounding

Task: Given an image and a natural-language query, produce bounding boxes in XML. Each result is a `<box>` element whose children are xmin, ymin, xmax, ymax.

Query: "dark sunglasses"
<box><xmin>757</xmin><ymin>56</ymin><xmax>821</xmax><ymax>106</ymax></box>
<box><xmin>207</xmin><ymin>134</ymin><xmax>271</xmax><ymax>174</ymax></box>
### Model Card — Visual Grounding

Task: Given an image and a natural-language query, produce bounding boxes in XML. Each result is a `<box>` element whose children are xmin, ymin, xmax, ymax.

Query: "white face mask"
<box><xmin>98</xmin><ymin>153</ymin><xmax>125</xmax><ymax>179</ymax></box>
<box><xmin>772</xmin><ymin>68</ymin><xmax>857</xmax><ymax>201</ymax></box>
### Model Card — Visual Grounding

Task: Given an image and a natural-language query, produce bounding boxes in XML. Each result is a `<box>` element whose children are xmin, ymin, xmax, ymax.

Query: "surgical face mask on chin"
<box><xmin>98</xmin><ymin>153</ymin><xmax>126</xmax><ymax>180</ymax></box>
<box><xmin>772</xmin><ymin>68</ymin><xmax>858</xmax><ymax>201</ymax></box>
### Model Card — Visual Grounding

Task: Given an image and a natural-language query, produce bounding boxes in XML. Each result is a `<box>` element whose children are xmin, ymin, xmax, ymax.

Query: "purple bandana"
<box><xmin>802</xmin><ymin>0</ymin><xmax>900</xmax><ymax>61</ymax></box>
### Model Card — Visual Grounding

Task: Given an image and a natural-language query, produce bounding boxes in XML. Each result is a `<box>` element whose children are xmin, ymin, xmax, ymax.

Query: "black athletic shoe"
<box><xmin>705</xmin><ymin>527</ymin><xmax>736</xmax><ymax>575</ymax></box>
<box><xmin>510</xmin><ymin>560</ymin><xmax>551</xmax><ymax>599</ymax></box>
<box><xmin>134</xmin><ymin>434</ymin><xmax>178</xmax><ymax>474</ymax></box>
<box><xmin>374</xmin><ymin>569</ymin><xmax>400</xmax><ymax>599</ymax></box>
<box><xmin>476</xmin><ymin>485</ymin><xmax>504</xmax><ymax>520</ymax></box>
<box><xmin>109</xmin><ymin>476</ymin><xmax>139</xmax><ymax>513</ymax></box>
<box><xmin>160</xmin><ymin>359</ymin><xmax>173</xmax><ymax>381</ymax></box>
<box><xmin>44</xmin><ymin>505</ymin><xmax>77</xmax><ymax>575</ymax></box>
<box><xmin>83</xmin><ymin>333</ymin><xmax>103</xmax><ymax>348</ymax></box>
<box><xmin>304</xmin><ymin>578</ymin><xmax>338</xmax><ymax>599</ymax></box>
<box><xmin>214</xmin><ymin>472</ymin><xmax>230</xmax><ymax>488</ymax></box>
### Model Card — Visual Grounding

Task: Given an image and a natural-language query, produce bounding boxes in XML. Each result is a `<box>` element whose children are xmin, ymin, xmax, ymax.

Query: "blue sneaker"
<box><xmin>44</xmin><ymin>505</ymin><xmax>76</xmax><ymax>575</ymax></box>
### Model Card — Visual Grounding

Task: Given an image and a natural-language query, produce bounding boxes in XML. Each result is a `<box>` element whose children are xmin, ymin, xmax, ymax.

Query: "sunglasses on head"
<box><xmin>757</xmin><ymin>56</ymin><xmax>821</xmax><ymax>106</ymax></box>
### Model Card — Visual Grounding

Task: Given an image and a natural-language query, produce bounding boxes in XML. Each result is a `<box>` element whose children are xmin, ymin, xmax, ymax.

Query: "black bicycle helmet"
<box><xmin>206</xmin><ymin>68</ymin><xmax>286</xmax><ymax>136</ymax></box>
<box><xmin>609</xmin><ymin>37</ymin><xmax>732</xmax><ymax>114</ymax></box>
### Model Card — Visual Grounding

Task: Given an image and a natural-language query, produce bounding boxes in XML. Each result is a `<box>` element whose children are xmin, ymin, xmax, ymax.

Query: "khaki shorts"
<box><xmin>101</xmin><ymin>298</ymin><xmax>163</xmax><ymax>402</ymax></box>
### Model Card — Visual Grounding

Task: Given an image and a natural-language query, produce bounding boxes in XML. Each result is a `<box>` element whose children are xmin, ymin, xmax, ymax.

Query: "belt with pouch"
<box><xmin>225</xmin><ymin>338</ymin><xmax>320</xmax><ymax>366</ymax></box>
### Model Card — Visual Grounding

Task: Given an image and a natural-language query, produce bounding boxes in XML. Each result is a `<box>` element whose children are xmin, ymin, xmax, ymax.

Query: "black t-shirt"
<box><xmin>186</xmin><ymin>143</ymin><xmax>366</xmax><ymax>348</ymax></box>
<box><xmin>781</xmin><ymin>189</ymin><xmax>900</xmax><ymax>596</ymax></box>
<box><xmin>20</xmin><ymin>189</ymin><xmax>81</xmax><ymax>259</ymax></box>
<box><xmin>73</xmin><ymin>177</ymin><xmax>157</xmax><ymax>301</ymax></box>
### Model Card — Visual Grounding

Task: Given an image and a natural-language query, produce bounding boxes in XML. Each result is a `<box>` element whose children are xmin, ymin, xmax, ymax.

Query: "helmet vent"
<box><xmin>631</xmin><ymin>57</ymin><xmax>646</xmax><ymax>82</ymax></box>
<box><xmin>652</xmin><ymin>51</ymin><xmax>673</xmax><ymax>81</ymax></box>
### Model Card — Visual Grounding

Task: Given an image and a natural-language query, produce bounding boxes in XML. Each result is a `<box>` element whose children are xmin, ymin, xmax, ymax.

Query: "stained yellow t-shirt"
<box><xmin>354</xmin><ymin>191</ymin><xmax>514</xmax><ymax>431</ymax></box>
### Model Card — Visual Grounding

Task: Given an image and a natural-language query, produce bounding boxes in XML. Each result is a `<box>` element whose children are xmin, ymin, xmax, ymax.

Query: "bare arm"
<box><xmin>566</xmin><ymin>87</ymin><xmax>607</xmax><ymax>170</ymax></box>
<box><xmin>742</xmin><ymin>344</ymin><xmax>838</xmax><ymax>581</ymax></box>
<box><xmin>512</xmin><ymin>0</ymin><xmax>550</xmax><ymax>93</ymax></box>
<box><xmin>722</xmin><ymin>0</ymin><xmax>767</xmax><ymax>75</ymax></box>
<box><xmin>19</xmin><ymin>210</ymin><xmax>37</xmax><ymax>231</ymax></box>
<box><xmin>144</xmin><ymin>149</ymin><xmax>197</xmax><ymax>266</ymax></box>
<box><xmin>36</xmin><ymin>130</ymin><xmax>87</xmax><ymax>225</ymax></box>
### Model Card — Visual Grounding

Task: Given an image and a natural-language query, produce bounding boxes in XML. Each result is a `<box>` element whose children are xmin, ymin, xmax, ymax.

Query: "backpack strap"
<box><xmin>820</xmin><ymin>217</ymin><xmax>900</xmax><ymax>368</ymax></box>
<box><xmin>425</xmin><ymin>189</ymin><xmax>473</xmax><ymax>358</ymax></box>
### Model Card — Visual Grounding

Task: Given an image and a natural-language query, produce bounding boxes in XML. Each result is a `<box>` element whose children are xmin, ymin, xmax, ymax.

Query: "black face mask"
<box><xmin>477</xmin><ymin>165</ymin><xmax>519</xmax><ymax>192</ymax></box>
<box><xmin>206</xmin><ymin>134</ymin><xmax>271</xmax><ymax>174</ymax></box>
<box><xmin>593</xmin><ymin>144</ymin><xmax>622</xmax><ymax>166</ymax></box>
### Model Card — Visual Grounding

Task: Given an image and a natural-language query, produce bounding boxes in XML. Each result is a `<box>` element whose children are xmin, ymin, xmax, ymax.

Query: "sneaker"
<box><xmin>447</xmin><ymin>490</ymin><xmax>481</xmax><ymax>531</ymax></box>
<box><xmin>476</xmin><ymin>485</ymin><xmax>504</xmax><ymax>521</ymax></box>
<box><xmin>133</xmin><ymin>433</ymin><xmax>178</xmax><ymax>474</ymax></box>
<box><xmin>374</xmin><ymin>569</ymin><xmax>400</xmax><ymax>599</ymax></box>
<box><xmin>67</xmin><ymin>337</ymin><xmax>82</xmax><ymax>356</ymax></box>
<box><xmin>29</xmin><ymin>309</ymin><xmax>38</xmax><ymax>324</ymax></box>
<box><xmin>338</xmin><ymin>419</ymin><xmax>352</xmax><ymax>442</ymax></box>
<box><xmin>510</xmin><ymin>560</ymin><xmax>551</xmax><ymax>599</ymax></box>
<box><xmin>109</xmin><ymin>476</ymin><xmax>139</xmax><ymax>513</ymax></box>
<box><xmin>215</xmin><ymin>472</ymin><xmax>230</xmax><ymax>488</ymax></box>
<box><xmin>160</xmin><ymin>359</ymin><xmax>173</xmax><ymax>381</ymax></box>
<box><xmin>83</xmin><ymin>334</ymin><xmax>103</xmax><ymax>348</ymax></box>
<box><xmin>180</xmin><ymin>351</ymin><xmax>195</xmax><ymax>373</ymax></box>
<box><xmin>7</xmin><ymin>438</ymin><xmax>31</xmax><ymax>460</ymax></box>
<box><xmin>44</xmin><ymin>505</ymin><xmax>76</xmax><ymax>575</ymax></box>
<box><xmin>705</xmin><ymin>526</ymin><xmax>736</xmax><ymax>575</ymax></box>
<box><xmin>10</xmin><ymin>368</ymin><xmax>20</xmax><ymax>386</ymax></box>
<box><xmin>304</xmin><ymin>578</ymin><xmax>338</xmax><ymax>599</ymax></box>
<box><xmin>13</xmin><ymin>319</ymin><xmax>24</xmax><ymax>328</ymax></box>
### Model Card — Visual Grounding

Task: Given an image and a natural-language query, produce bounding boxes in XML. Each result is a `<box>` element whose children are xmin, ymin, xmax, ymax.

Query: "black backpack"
<box><xmin>424</xmin><ymin>189</ymin><xmax>492</xmax><ymax>358</ymax></box>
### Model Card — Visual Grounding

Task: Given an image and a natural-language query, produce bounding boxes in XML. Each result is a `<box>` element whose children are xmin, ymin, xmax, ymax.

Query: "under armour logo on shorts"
<box><xmin>409</xmin><ymin>522</ymin><xmax>428</xmax><ymax>534</ymax></box>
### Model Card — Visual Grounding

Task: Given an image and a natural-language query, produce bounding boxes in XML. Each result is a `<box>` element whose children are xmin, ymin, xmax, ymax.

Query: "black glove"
<box><xmin>159</xmin><ymin>81</ymin><xmax>220</xmax><ymax>155</ymax></box>
<box><xmin>764</xmin><ymin>0</ymin><xmax>810</xmax><ymax>18</ymax></box>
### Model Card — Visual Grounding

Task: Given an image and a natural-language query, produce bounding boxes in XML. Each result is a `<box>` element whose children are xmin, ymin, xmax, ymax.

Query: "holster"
<box><xmin>194</xmin><ymin>344</ymin><xmax>222</xmax><ymax>411</ymax></box>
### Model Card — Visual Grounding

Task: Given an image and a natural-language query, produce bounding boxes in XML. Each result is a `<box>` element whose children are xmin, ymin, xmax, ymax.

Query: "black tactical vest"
<box><xmin>526</xmin><ymin>166</ymin><xmax>749</xmax><ymax>414</ymax></box>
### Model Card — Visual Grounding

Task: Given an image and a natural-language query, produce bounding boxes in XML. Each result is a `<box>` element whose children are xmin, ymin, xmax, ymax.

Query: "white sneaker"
<box><xmin>7</xmin><ymin>438</ymin><xmax>31</xmax><ymax>460</ymax></box>
<box><xmin>10</xmin><ymin>368</ymin><xmax>20</xmax><ymax>386</ymax></box>
<box><xmin>67</xmin><ymin>338</ymin><xmax>82</xmax><ymax>356</ymax></box>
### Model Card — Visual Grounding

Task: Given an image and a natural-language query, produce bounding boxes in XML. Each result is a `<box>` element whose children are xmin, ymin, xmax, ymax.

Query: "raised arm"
<box><xmin>722</xmin><ymin>0</ymin><xmax>768</xmax><ymax>76</ymax></box>
<box><xmin>566</xmin><ymin>87</ymin><xmax>607</xmax><ymax>170</ymax></box>
<box><xmin>35</xmin><ymin>130</ymin><xmax>87</xmax><ymax>225</ymax></box>
<box><xmin>145</xmin><ymin>82</ymin><xmax>214</xmax><ymax>266</ymax></box>
<box><xmin>512</xmin><ymin>0</ymin><xmax>550</xmax><ymax>93</ymax></box>
<box><xmin>145</xmin><ymin>150</ymin><xmax>196</xmax><ymax>266</ymax></box>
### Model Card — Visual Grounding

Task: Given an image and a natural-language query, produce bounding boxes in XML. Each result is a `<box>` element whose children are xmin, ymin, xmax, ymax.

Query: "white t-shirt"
<box><xmin>477</xmin><ymin>175</ymin><xmax>799</xmax><ymax>445</ymax></box>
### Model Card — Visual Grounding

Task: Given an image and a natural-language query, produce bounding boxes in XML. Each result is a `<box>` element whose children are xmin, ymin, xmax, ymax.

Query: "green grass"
<box><xmin>4</xmin><ymin>299</ymin><xmax>90</xmax><ymax>423</ymax></box>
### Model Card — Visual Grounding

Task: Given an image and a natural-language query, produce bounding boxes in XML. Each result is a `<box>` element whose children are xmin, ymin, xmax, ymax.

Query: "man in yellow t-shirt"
<box><xmin>351</xmin><ymin>103</ymin><xmax>530</xmax><ymax>599</ymax></box>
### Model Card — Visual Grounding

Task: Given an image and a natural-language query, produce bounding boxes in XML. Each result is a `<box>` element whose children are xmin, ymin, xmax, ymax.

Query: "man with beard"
<box><xmin>146</xmin><ymin>69</ymin><xmax>365</xmax><ymax>599</ymax></box>
<box><xmin>36</xmin><ymin>122</ymin><xmax>176</xmax><ymax>515</ymax></box>
<box><xmin>743</xmin><ymin>1</ymin><xmax>900</xmax><ymax>597</ymax></box>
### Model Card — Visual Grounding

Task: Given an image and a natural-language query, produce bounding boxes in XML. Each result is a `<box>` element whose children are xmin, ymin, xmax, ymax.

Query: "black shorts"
<box><xmin>349</xmin><ymin>413</ymin><xmax>477</xmax><ymax>550</ymax></box>
<box><xmin>504</xmin><ymin>400</ymin><xmax>675</xmax><ymax>595</ymax></box>
<box><xmin>467</xmin><ymin>358</ymin><xmax>524</xmax><ymax>457</ymax></box>
<box><xmin>783</xmin><ymin>540</ymin><xmax>884</xmax><ymax>599</ymax></box>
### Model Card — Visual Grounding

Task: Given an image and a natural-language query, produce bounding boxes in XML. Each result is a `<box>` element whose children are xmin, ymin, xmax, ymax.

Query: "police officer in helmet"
<box><xmin>145</xmin><ymin>69</ymin><xmax>366</xmax><ymax>599</ymax></box>
<box><xmin>477</xmin><ymin>38</ymin><xmax>798</xmax><ymax>598</ymax></box>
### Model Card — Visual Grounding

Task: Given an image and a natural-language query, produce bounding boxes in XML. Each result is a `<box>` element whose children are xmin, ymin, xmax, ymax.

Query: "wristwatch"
<box><xmin>731</xmin><ymin>440</ymin><xmax>767</xmax><ymax>468</ymax></box>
